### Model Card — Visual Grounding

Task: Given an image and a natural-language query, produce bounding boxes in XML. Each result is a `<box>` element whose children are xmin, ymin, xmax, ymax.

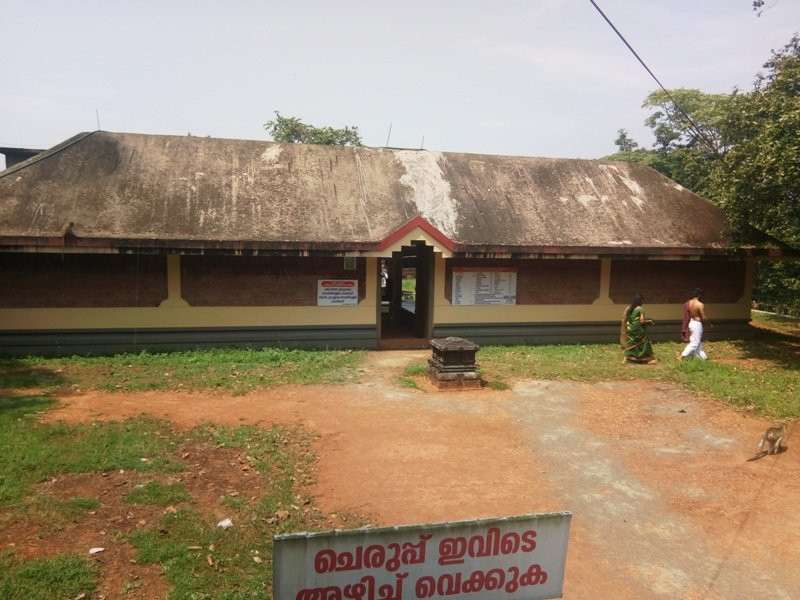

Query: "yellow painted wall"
<box><xmin>0</xmin><ymin>256</ymin><xmax>379</xmax><ymax>330</ymax></box>
<box><xmin>0</xmin><ymin>250</ymin><xmax>754</xmax><ymax>332</ymax></box>
<box><xmin>433</xmin><ymin>301</ymin><xmax>752</xmax><ymax>324</ymax></box>
<box><xmin>432</xmin><ymin>254</ymin><xmax>753</xmax><ymax>324</ymax></box>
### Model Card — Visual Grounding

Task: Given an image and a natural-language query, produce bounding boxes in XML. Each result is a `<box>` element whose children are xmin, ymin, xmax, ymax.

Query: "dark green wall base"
<box><xmin>0</xmin><ymin>325</ymin><xmax>378</xmax><ymax>357</ymax></box>
<box><xmin>0</xmin><ymin>320</ymin><xmax>756</xmax><ymax>357</ymax></box>
<box><xmin>433</xmin><ymin>320</ymin><xmax>755</xmax><ymax>346</ymax></box>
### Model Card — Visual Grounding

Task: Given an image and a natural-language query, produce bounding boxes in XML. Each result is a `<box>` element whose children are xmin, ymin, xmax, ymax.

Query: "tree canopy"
<box><xmin>709</xmin><ymin>36</ymin><xmax>800</xmax><ymax>249</ymax></box>
<box><xmin>607</xmin><ymin>35</ymin><xmax>800</xmax><ymax>310</ymax></box>
<box><xmin>608</xmin><ymin>35</ymin><xmax>800</xmax><ymax>248</ymax></box>
<box><xmin>264</xmin><ymin>112</ymin><xmax>362</xmax><ymax>146</ymax></box>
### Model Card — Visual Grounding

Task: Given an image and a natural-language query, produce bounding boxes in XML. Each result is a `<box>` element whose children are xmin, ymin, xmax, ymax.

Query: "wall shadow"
<box><xmin>0</xmin><ymin>358</ymin><xmax>66</xmax><ymax>390</ymax></box>
<box><xmin>728</xmin><ymin>324</ymin><xmax>800</xmax><ymax>371</ymax></box>
<box><xmin>0</xmin><ymin>393</ymin><xmax>56</xmax><ymax>417</ymax></box>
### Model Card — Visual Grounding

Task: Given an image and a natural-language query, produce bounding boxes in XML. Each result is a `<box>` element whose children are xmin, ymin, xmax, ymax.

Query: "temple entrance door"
<box><xmin>378</xmin><ymin>242</ymin><xmax>434</xmax><ymax>348</ymax></box>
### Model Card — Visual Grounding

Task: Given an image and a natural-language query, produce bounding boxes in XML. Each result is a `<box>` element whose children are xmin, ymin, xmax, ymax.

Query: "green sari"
<box><xmin>621</xmin><ymin>306</ymin><xmax>654</xmax><ymax>362</ymax></box>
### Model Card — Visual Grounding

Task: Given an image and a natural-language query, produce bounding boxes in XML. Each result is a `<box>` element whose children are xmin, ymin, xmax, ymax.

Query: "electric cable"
<box><xmin>588</xmin><ymin>0</ymin><xmax>721</xmax><ymax>156</ymax></box>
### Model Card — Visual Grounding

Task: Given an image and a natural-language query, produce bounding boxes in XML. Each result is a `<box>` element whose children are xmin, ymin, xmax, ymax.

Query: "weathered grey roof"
<box><xmin>0</xmin><ymin>130</ymin><xmax>737</xmax><ymax>255</ymax></box>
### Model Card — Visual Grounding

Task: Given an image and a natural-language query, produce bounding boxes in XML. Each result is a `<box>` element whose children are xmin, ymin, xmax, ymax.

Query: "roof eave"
<box><xmin>452</xmin><ymin>244</ymin><xmax>793</xmax><ymax>259</ymax></box>
<box><xmin>0</xmin><ymin>235</ymin><xmax>383</xmax><ymax>256</ymax></box>
<box><xmin>1</xmin><ymin>236</ymin><xmax>793</xmax><ymax>259</ymax></box>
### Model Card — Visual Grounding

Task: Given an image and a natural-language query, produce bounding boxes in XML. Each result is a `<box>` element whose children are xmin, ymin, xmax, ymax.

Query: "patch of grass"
<box><xmin>485</xmin><ymin>379</ymin><xmax>510</xmax><ymax>391</ymax></box>
<box><xmin>220</xmin><ymin>494</ymin><xmax>248</xmax><ymax>511</ymax></box>
<box><xmin>478</xmin><ymin>324</ymin><xmax>800</xmax><ymax>419</ymax></box>
<box><xmin>67</xmin><ymin>497</ymin><xmax>100</xmax><ymax>511</ymax></box>
<box><xmin>11</xmin><ymin>494</ymin><xmax>87</xmax><ymax>532</ymax></box>
<box><xmin>56</xmin><ymin>496</ymin><xmax>103</xmax><ymax>523</ymax></box>
<box><xmin>404</xmin><ymin>364</ymin><xmax>427</xmax><ymax>376</ymax></box>
<box><xmin>480</xmin><ymin>342</ymin><xmax>663</xmax><ymax>383</ymax></box>
<box><xmin>124</xmin><ymin>481</ymin><xmax>191</xmax><ymax>506</ymax></box>
<box><xmin>121</xmin><ymin>578</ymin><xmax>142</xmax><ymax>594</ymax></box>
<box><xmin>672</xmin><ymin>339</ymin><xmax>799</xmax><ymax>418</ymax></box>
<box><xmin>0</xmin><ymin>393</ymin><xmax>54</xmax><ymax>419</ymax></box>
<box><xmin>129</xmin><ymin>423</ymin><xmax>329</xmax><ymax>599</ymax></box>
<box><xmin>1</xmin><ymin>348</ymin><xmax>366</xmax><ymax>394</ymax></box>
<box><xmin>398</xmin><ymin>377</ymin><xmax>419</xmax><ymax>389</ymax></box>
<box><xmin>60</xmin><ymin>496</ymin><xmax>103</xmax><ymax>523</ymax></box>
<box><xmin>192</xmin><ymin>424</ymin><xmax>315</xmax><ymax>513</ymax></box>
<box><xmin>0</xmin><ymin>395</ymin><xmax>362</xmax><ymax>597</ymax></box>
<box><xmin>397</xmin><ymin>363</ymin><xmax>427</xmax><ymax>389</ymax></box>
<box><xmin>130</xmin><ymin>508</ymin><xmax>275</xmax><ymax>598</ymax></box>
<box><xmin>0</xmin><ymin>362</ymin><xmax>65</xmax><ymax>389</ymax></box>
<box><xmin>0</xmin><ymin>550</ymin><xmax>98</xmax><ymax>600</ymax></box>
<box><xmin>752</xmin><ymin>310</ymin><xmax>800</xmax><ymax>336</ymax></box>
<box><xmin>0</xmin><ymin>401</ymin><xmax>183</xmax><ymax>511</ymax></box>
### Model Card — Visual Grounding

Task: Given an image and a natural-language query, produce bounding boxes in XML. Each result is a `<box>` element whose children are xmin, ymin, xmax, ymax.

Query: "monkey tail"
<box><xmin>746</xmin><ymin>452</ymin><xmax>767</xmax><ymax>462</ymax></box>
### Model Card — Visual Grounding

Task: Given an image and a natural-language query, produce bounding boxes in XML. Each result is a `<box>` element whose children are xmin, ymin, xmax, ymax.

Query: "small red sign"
<box><xmin>321</xmin><ymin>280</ymin><xmax>355</xmax><ymax>287</ymax></box>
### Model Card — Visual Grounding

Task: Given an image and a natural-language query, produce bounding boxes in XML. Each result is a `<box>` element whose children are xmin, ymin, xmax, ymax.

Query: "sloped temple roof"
<box><xmin>0</xmin><ymin>130</ymin><xmax>748</xmax><ymax>257</ymax></box>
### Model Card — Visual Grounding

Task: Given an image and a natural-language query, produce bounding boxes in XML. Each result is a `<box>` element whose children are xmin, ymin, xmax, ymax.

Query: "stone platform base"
<box><xmin>427</xmin><ymin>368</ymin><xmax>482</xmax><ymax>391</ymax></box>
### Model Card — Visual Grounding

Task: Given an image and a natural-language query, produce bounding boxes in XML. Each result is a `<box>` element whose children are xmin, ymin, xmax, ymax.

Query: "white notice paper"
<box><xmin>453</xmin><ymin>267</ymin><xmax>516</xmax><ymax>305</ymax></box>
<box><xmin>317</xmin><ymin>280</ymin><xmax>358</xmax><ymax>306</ymax></box>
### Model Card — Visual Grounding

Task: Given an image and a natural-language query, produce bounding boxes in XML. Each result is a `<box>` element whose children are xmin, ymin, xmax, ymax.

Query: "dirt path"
<box><xmin>43</xmin><ymin>350</ymin><xmax>800</xmax><ymax>599</ymax></box>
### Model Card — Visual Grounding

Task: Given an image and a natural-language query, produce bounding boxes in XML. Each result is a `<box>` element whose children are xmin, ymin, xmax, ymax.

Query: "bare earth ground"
<box><xmin>12</xmin><ymin>350</ymin><xmax>800</xmax><ymax>599</ymax></box>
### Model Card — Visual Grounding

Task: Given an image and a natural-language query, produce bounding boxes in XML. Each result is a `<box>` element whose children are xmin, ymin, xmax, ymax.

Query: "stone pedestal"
<box><xmin>427</xmin><ymin>337</ymin><xmax>481</xmax><ymax>390</ymax></box>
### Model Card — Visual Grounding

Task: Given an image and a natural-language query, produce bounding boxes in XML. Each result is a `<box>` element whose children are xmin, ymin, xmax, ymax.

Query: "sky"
<box><xmin>2</xmin><ymin>0</ymin><xmax>799</xmax><ymax>169</ymax></box>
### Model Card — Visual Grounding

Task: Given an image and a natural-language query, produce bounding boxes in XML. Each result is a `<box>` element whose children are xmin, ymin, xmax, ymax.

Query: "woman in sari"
<box><xmin>621</xmin><ymin>294</ymin><xmax>656</xmax><ymax>364</ymax></box>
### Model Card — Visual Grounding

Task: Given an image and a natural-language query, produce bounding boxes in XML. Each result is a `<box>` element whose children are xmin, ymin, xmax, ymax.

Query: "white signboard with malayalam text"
<box><xmin>318</xmin><ymin>280</ymin><xmax>358</xmax><ymax>306</ymax></box>
<box><xmin>274</xmin><ymin>512</ymin><xmax>571</xmax><ymax>599</ymax></box>
<box><xmin>453</xmin><ymin>267</ymin><xmax>517</xmax><ymax>306</ymax></box>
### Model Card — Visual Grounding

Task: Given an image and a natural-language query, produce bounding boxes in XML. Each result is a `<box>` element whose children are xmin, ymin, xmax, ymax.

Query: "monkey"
<box><xmin>61</xmin><ymin>221</ymin><xmax>76</xmax><ymax>238</ymax></box>
<box><xmin>749</xmin><ymin>423</ymin><xmax>787</xmax><ymax>460</ymax></box>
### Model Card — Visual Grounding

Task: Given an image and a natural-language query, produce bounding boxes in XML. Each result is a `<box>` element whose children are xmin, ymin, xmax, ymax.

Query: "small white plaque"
<box><xmin>318</xmin><ymin>280</ymin><xmax>358</xmax><ymax>306</ymax></box>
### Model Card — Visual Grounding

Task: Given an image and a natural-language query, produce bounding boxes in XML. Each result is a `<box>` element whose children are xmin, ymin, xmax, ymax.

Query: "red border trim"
<box><xmin>377</xmin><ymin>216</ymin><xmax>457</xmax><ymax>252</ymax></box>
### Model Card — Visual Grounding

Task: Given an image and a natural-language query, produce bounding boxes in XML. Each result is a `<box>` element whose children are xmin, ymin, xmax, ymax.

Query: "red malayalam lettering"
<box><xmin>414</xmin><ymin>563</ymin><xmax>549</xmax><ymax>598</ymax></box>
<box><xmin>438</xmin><ymin>528</ymin><xmax>537</xmax><ymax>566</ymax></box>
<box><xmin>314</xmin><ymin>535</ymin><xmax>431</xmax><ymax>575</ymax></box>
<box><xmin>296</xmin><ymin>586</ymin><xmax>342</xmax><ymax>600</ymax></box>
<box><xmin>297</xmin><ymin>573</ymin><xmax>407</xmax><ymax>600</ymax></box>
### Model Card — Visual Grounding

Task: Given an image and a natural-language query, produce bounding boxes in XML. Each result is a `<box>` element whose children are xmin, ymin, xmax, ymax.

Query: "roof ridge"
<box><xmin>0</xmin><ymin>131</ymin><xmax>97</xmax><ymax>179</ymax></box>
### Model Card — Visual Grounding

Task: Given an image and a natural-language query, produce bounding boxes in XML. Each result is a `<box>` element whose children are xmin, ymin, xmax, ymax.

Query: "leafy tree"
<box><xmin>642</xmin><ymin>88</ymin><xmax>733</xmax><ymax>159</ymax></box>
<box><xmin>606</xmin><ymin>128</ymin><xmax>716</xmax><ymax>197</ymax></box>
<box><xmin>608</xmin><ymin>35</ymin><xmax>800</xmax><ymax>310</ymax></box>
<box><xmin>606</xmin><ymin>89</ymin><xmax>729</xmax><ymax>194</ymax></box>
<box><xmin>703</xmin><ymin>36</ymin><xmax>800</xmax><ymax>249</ymax></box>
<box><xmin>753</xmin><ymin>261</ymin><xmax>800</xmax><ymax>314</ymax></box>
<box><xmin>753</xmin><ymin>1</ymin><xmax>784</xmax><ymax>17</ymax></box>
<box><xmin>709</xmin><ymin>36</ymin><xmax>800</xmax><ymax>310</ymax></box>
<box><xmin>614</xmin><ymin>129</ymin><xmax>639</xmax><ymax>152</ymax></box>
<box><xmin>264</xmin><ymin>112</ymin><xmax>362</xmax><ymax>146</ymax></box>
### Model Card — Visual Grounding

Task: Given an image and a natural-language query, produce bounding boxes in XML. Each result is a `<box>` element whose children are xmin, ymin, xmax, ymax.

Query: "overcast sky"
<box><xmin>2</xmin><ymin>0</ymin><xmax>799</xmax><ymax>168</ymax></box>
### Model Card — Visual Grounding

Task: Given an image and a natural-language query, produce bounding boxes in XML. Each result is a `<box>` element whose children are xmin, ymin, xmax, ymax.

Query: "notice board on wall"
<box><xmin>317</xmin><ymin>280</ymin><xmax>358</xmax><ymax>306</ymax></box>
<box><xmin>452</xmin><ymin>267</ymin><xmax>517</xmax><ymax>305</ymax></box>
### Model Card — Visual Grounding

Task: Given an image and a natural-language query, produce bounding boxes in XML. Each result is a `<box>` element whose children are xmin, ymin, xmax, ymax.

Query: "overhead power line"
<box><xmin>588</xmin><ymin>0</ymin><xmax>721</xmax><ymax>156</ymax></box>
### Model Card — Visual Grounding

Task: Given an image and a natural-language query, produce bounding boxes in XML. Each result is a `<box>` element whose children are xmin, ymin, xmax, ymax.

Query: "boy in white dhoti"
<box><xmin>679</xmin><ymin>288</ymin><xmax>709</xmax><ymax>360</ymax></box>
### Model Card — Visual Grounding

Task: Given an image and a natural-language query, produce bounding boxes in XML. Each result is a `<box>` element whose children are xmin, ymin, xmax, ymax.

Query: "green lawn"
<box><xmin>401</xmin><ymin>277</ymin><xmax>416</xmax><ymax>299</ymax></box>
<box><xmin>477</xmin><ymin>314</ymin><xmax>800</xmax><ymax>419</ymax></box>
<box><xmin>0</xmin><ymin>348</ymin><xmax>367</xmax><ymax>598</ymax></box>
<box><xmin>752</xmin><ymin>309</ymin><xmax>800</xmax><ymax>337</ymax></box>
<box><xmin>0</xmin><ymin>398</ymin><xmax>362</xmax><ymax>598</ymax></box>
<box><xmin>1</xmin><ymin>347</ymin><xmax>365</xmax><ymax>394</ymax></box>
<box><xmin>0</xmin><ymin>552</ymin><xmax>98</xmax><ymax>600</ymax></box>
